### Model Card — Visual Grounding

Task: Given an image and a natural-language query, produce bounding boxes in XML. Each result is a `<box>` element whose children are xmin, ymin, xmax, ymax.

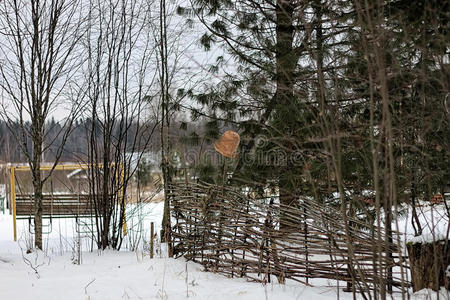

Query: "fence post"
<box><xmin>304</xmin><ymin>205</ymin><xmax>309</xmax><ymax>284</ymax></box>
<box><xmin>11</xmin><ymin>167</ymin><xmax>16</xmax><ymax>241</ymax></box>
<box><xmin>150</xmin><ymin>222</ymin><xmax>154</xmax><ymax>259</ymax></box>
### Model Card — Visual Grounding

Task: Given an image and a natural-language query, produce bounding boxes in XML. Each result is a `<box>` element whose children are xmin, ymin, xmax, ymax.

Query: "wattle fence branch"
<box><xmin>168</xmin><ymin>181</ymin><xmax>410</xmax><ymax>295</ymax></box>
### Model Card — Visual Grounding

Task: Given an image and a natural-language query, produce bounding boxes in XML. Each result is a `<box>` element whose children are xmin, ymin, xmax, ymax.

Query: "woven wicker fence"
<box><xmin>168</xmin><ymin>181</ymin><xmax>410</xmax><ymax>294</ymax></box>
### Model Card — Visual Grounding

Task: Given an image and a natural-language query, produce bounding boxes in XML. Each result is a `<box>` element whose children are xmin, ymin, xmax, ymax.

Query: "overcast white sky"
<box><xmin>0</xmin><ymin>0</ymin><xmax>228</xmax><ymax>123</ymax></box>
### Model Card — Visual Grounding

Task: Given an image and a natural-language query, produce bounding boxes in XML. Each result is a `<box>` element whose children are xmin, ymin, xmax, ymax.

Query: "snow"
<box><xmin>0</xmin><ymin>202</ymin><xmax>449</xmax><ymax>299</ymax></box>
<box><xmin>408</xmin><ymin>232</ymin><xmax>448</xmax><ymax>244</ymax></box>
<box><xmin>397</xmin><ymin>203</ymin><xmax>449</xmax><ymax>244</ymax></box>
<box><xmin>0</xmin><ymin>246</ymin><xmax>364</xmax><ymax>300</ymax></box>
<box><xmin>0</xmin><ymin>211</ymin><xmax>349</xmax><ymax>300</ymax></box>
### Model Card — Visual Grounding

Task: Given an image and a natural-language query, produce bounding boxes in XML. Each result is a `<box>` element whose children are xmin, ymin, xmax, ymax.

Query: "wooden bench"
<box><xmin>15</xmin><ymin>194</ymin><xmax>96</xmax><ymax>219</ymax></box>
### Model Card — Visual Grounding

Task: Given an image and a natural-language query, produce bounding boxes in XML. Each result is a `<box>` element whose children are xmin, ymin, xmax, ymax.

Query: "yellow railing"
<box><xmin>10</xmin><ymin>163</ymin><xmax>127</xmax><ymax>241</ymax></box>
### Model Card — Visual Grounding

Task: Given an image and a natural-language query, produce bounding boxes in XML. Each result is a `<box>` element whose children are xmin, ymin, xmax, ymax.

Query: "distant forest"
<box><xmin>0</xmin><ymin>117</ymin><xmax>207</xmax><ymax>163</ymax></box>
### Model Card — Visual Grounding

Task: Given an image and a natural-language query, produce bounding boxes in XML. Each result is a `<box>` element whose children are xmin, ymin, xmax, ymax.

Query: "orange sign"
<box><xmin>214</xmin><ymin>131</ymin><xmax>240</xmax><ymax>158</ymax></box>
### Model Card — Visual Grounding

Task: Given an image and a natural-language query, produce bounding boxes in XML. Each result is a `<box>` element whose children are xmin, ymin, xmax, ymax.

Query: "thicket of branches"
<box><xmin>176</xmin><ymin>0</ymin><xmax>449</xmax><ymax>227</ymax></box>
<box><xmin>170</xmin><ymin>0</ymin><xmax>449</xmax><ymax>296</ymax></box>
<box><xmin>0</xmin><ymin>0</ymin><xmax>210</xmax><ymax>250</ymax></box>
<box><xmin>0</xmin><ymin>0</ymin><xmax>86</xmax><ymax>249</ymax></box>
<box><xmin>180</xmin><ymin>0</ymin><xmax>450</xmax><ymax>205</ymax></box>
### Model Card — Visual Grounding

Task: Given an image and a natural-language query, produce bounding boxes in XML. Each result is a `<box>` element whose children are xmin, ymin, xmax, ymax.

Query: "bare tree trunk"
<box><xmin>32</xmin><ymin>140</ymin><xmax>43</xmax><ymax>249</ymax></box>
<box><xmin>159</xmin><ymin>0</ymin><xmax>173</xmax><ymax>257</ymax></box>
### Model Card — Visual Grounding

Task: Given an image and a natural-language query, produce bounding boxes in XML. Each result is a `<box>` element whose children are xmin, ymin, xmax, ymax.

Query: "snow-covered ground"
<box><xmin>397</xmin><ymin>202</ymin><xmax>449</xmax><ymax>244</ymax></box>
<box><xmin>0</xmin><ymin>201</ymin><xmax>448</xmax><ymax>299</ymax></box>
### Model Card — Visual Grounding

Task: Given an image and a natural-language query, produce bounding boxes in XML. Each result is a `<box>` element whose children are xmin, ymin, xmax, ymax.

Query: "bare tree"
<box><xmin>83</xmin><ymin>0</ymin><xmax>158</xmax><ymax>249</ymax></box>
<box><xmin>158</xmin><ymin>0</ymin><xmax>173</xmax><ymax>256</ymax></box>
<box><xmin>0</xmin><ymin>0</ymin><xmax>86</xmax><ymax>249</ymax></box>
